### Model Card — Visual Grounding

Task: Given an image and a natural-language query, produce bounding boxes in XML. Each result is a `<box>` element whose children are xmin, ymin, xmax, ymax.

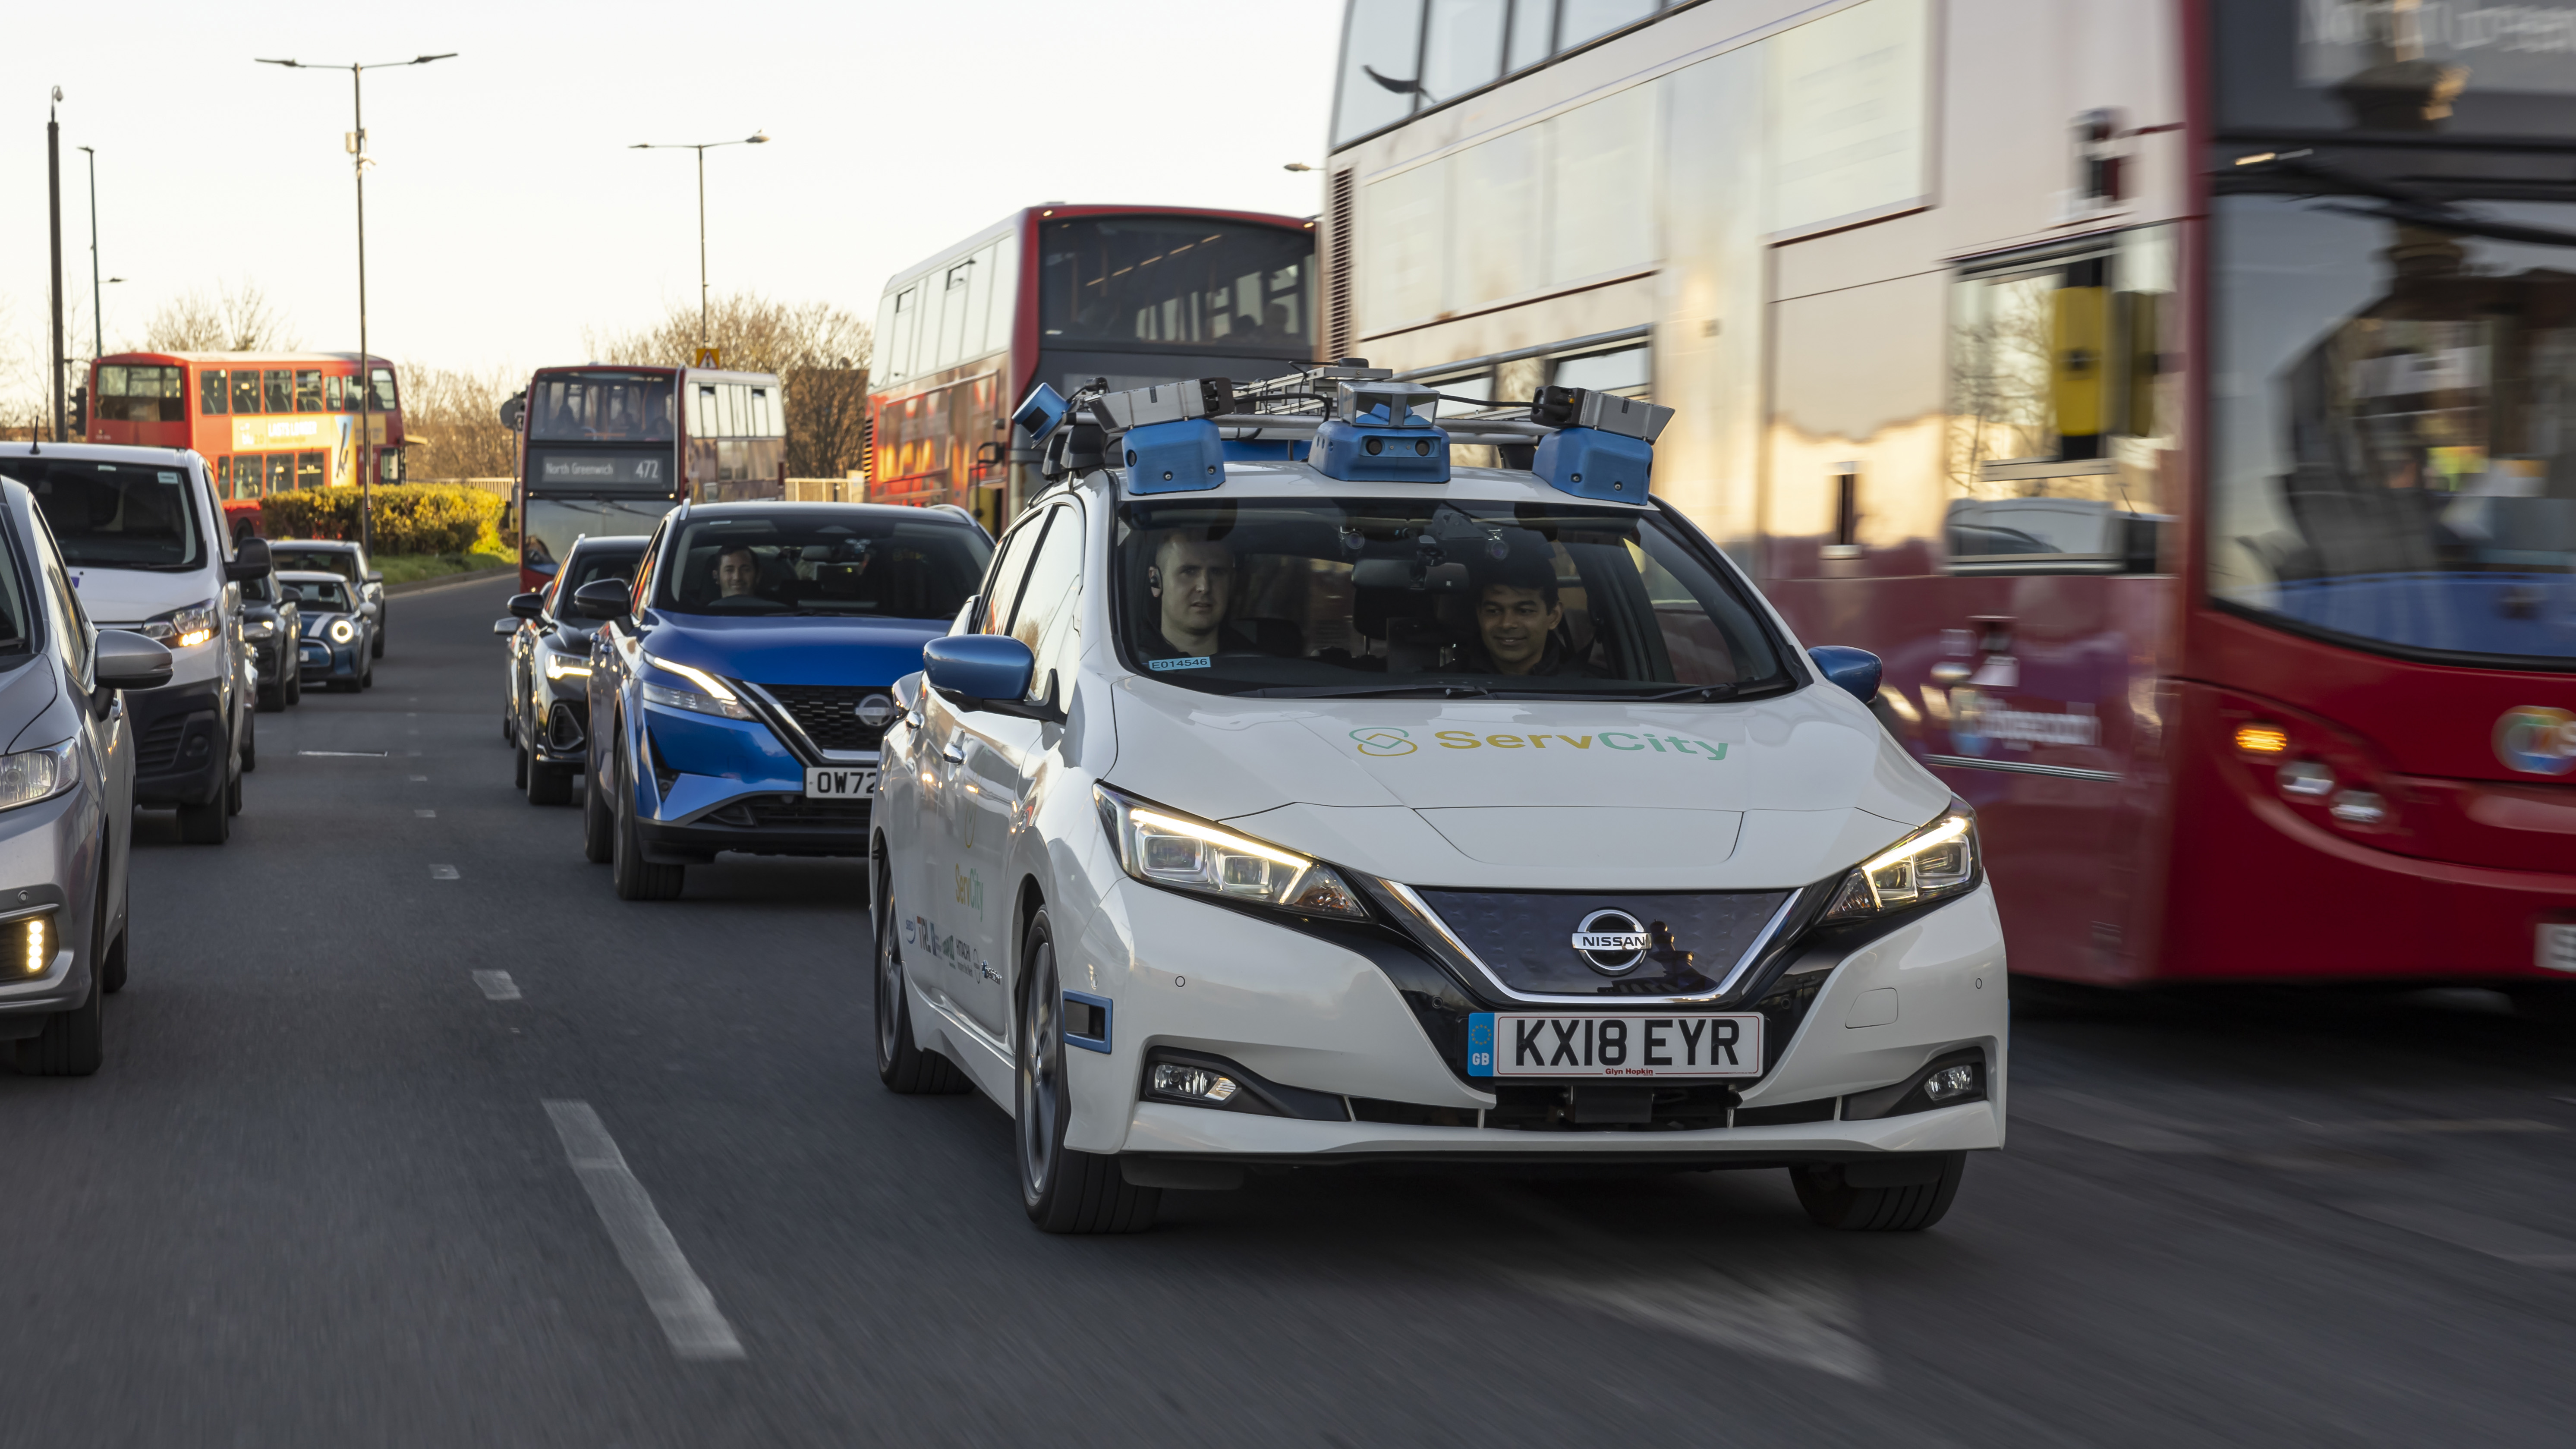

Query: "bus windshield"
<box><xmin>529</xmin><ymin>374</ymin><xmax>675</xmax><ymax>442</ymax></box>
<box><xmin>1109</xmin><ymin>496</ymin><xmax>1792</xmax><ymax>699</ymax></box>
<box><xmin>2212</xmin><ymin>189</ymin><xmax>2576</xmax><ymax>664</ymax></box>
<box><xmin>2</xmin><ymin>457</ymin><xmax>205</xmax><ymax>571</ymax></box>
<box><xmin>1038</xmin><ymin>218</ymin><xmax>1311</xmax><ymax>353</ymax></box>
<box><xmin>521</xmin><ymin>498</ymin><xmax>674</xmax><ymax>576</ymax></box>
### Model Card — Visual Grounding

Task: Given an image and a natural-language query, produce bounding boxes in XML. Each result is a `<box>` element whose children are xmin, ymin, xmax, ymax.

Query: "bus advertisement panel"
<box><xmin>868</xmin><ymin>205</ymin><xmax>1316</xmax><ymax>533</ymax></box>
<box><xmin>85</xmin><ymin>351</ymin><xmax>405</xmax><ymax>503</ymax></box>
<box><xmin>1320</xmin><ymin>0</ymin><xmax>2576</xmax><ymax>999</ymax></box>
<box><xmin>508</xmin><ymin>365</ymin><xmax>787</xmax><ymax>589</ymax></box>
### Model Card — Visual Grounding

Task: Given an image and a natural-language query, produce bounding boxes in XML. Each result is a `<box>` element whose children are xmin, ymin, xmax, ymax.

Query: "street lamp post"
<box><xmin>630</xmin><ymin>133</ymin><xmax>769</xmax><ymax>349</ymax></box>
<box><xmin>257</xmin><ymin>52</ymin><xmax>455</xmax><ymax>555</ymax></box>
<box><xmin>77</xmin><ymin>145</ymin><xmax>102</xmax><ymax>359</ymax></box>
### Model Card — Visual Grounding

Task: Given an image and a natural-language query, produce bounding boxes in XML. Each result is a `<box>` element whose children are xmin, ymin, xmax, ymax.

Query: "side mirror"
<box><xmin>1810</xmin><ymin>646</ymin><xmax>1883</xmax><ymax>704</ymax></box>
<box><xmin>921</xmin><ymin>635</ymin><xmax>1061</xmax><ymax>721</ymax></box>
<box><xmin>224</xmin><ymin>537</ymin><xmax>273</xmax><ymax>584</ymax></box>
<box><xmin>95</xmin><ymin>630</ymin><xmax>174</xmax><ymax>690</ymax></box>
<box><xmin>570</xmin><ymin>578</ymin><xmax>632</xmax><ymax>620</ymax></box>
<box><xmin>363</xmin><ymin>570</ymin><xmax>384</xmax><ymax>586</ymax></box>
<box><xmin>507</xmin><ymin>591</ymin><xmax>547</xmax><ymax>621</ymax></box>
<box><xmin>492</xmin><ymin>618</ymin><xmax>518</xmax><ymax>636</ymax></box>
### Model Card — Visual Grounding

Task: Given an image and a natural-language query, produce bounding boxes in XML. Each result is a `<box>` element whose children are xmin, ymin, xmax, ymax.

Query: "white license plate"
<box><xmin>2540</xmin><ymin>923</ymin><xmax>2576</xmax><ymax>974</ymax></box>
<box><xmin>803</xmin><ymin>766</ymin><xmax>879</xmax><ymax>800</ymax></box>
<box><xmin>1467</xmin><ymin>1012</ymin><xmax>1763</xmax><ymax>1079</ymax></box>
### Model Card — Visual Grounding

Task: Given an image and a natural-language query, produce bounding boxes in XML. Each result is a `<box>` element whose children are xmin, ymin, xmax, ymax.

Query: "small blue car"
<box><xmin>283</xmin><ymin>570</ymin><xmax>375</xmax><ymax>692</ymax></box>
<box><xmin>572</xmin><ymin>502</ymin><xmax>993</xmax><ymax>900</ymax></box>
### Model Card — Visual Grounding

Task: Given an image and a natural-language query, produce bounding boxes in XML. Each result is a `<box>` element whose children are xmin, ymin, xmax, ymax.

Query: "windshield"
<box><xmin>283</xmin><ymin>577</ymin><xmax>352</xmax><ymax>611</ymax></box>
<box><xmin>2212</xmin><ymin>190</ymin><xmax>2576</xmax><ymax>664</ymax></box>
<box><xmin>1</xmin><ymin>458</ymin><xmax>205</xmax><ymax>571</ymax></box>
<box><xmin>559</xmin><ymin>545</ymin><xmax>644</xmax><ymax>595</ymax></box>
<box><xmin>521</xmin><ymin>497</ymin><xmax>675</xmax><ymax>576</ymax></box>
<box><xmin>1038</xmin><ymin>218</ymin><xmax>1312</xmax><ymax>354</ymax></box>
<box><xmin>1110</xmin><ymin>496</ymin><xmax>1791</xmax><ymax>698</ymax></box>
<box><xmin>271</xmin><ymin>547</ymin><xmax>359</xmax><ymax>580</ymax></box>
<box><xmin>655</xmin><ymin>510</ymin><xmax>992</xmax><ymax>619</ymax></box>
<box><xmin>528</xmin><ymin>373</ymin><xmax>675</xmax><ymax>442</ymax></box>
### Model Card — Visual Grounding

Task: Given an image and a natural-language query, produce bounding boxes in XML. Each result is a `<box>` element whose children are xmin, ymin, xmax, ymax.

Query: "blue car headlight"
<box><xmin>640</xmin><ymin>652</ymin><xmax>756</xmax><ymax>721</ymax></box>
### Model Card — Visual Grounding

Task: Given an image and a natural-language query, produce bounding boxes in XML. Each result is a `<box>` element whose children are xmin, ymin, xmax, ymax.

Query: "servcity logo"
<box><xmin>2496</xmin><ymin>705</ymin><xmax>2576</xmax><ymax>776</ymax></box>
<box><xmin>1347</xmin><ymin>727</ymin><xmax>1729</xmax><ymax>761</ymax></box>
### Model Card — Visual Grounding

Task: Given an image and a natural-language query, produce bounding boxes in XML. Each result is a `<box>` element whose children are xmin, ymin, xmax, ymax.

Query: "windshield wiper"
<box><xmin>1242</xmin><ymin>681</ymin><xmax>1492</xmax><ymax>699</ymax></box>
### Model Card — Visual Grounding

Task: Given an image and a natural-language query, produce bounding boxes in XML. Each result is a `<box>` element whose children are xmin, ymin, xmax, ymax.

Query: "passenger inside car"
<box><xmin>1458</xmin><ymin>554</ymin><xmax>1597</xmax><ymax>677</ymax></box>
<box><xmin>1142</xmin><ymin>530</ymin><xmax>1242</xmax><ymax>662</ymax></box>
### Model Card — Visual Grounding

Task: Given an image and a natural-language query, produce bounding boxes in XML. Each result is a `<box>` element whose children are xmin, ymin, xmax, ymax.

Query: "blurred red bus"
<box><xmin>868</xmin><ymin>205</ymin><xmax>1316</xmax><ymax>533</ymax></box>
<box><xmin>85</xmin><ymin>351</ymin><xmax>405</xmax><ymax>502</ymax></box>
<box><xmin>1322</xmin><ymin>0</ymin><xmax>2576</xmax><ymax>1000</ymax></box>
<box><xmin>502</xmin><ymin>364</ymin><xmax>787</xmax><ymax>591</ymax></box>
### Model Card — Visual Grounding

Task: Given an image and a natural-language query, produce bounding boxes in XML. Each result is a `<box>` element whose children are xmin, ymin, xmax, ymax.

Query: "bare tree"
<box><xmin>142</xmin><ymin>282</ymin><xmax>295</xmax><ymax>353</ymax></box>
<box><xmin>402</xmin><ymin>365</ymin><xmax>523</xmax><ymax>481</ymax></box>
<box><xmin>589</xmin><ymin>293</ymin><xmax>874</xmax><ymax>477</ymax></box>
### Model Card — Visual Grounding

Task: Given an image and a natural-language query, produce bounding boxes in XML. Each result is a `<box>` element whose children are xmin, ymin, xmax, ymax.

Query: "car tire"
<box><xmin>178</xmin><ymin>784</ymin><xmax>231</xmax><ymax>844</ymax></box>
<box><xmin>581</xmin><ymin>747</ymin><xmax>615</xmax><ymax>864</ymax></box>
<box><xmin>875</xmin><ymin>872</ymin><xmax>969</xmax><ymax>1094</ymax></box>
<box><xmin>372</xmin><ymin>622</ymin><xmax>386</xmax><ymax>659</ymax></box>
<box><xmin>240</xmin><ymin>712</ymin><xmax>257</xmax><ymax>773</ymax></box>
<box><xmin>609</xmin><ymin>743</ymin><xmax>684</xmax><ymax>901</ymax></box>
<box><xmin>502</xmin><ymin>704</ymin><xmax>516</xmax><ymax>744</ymax></box>
<box><xmin>286</xmin><ymin>669</ymin><xmax>301</xmax><ymax>706</ymax></box>
<box><xmin>1791</xmin><ymin>1152</ymin><xmax>1966</xmax><ymax>1232</ymax></box>
<box><xmin>257</xmin><ymin>674</ymin><xmax>285</xmax><ymax>712</ymax></box>
<box><xmin>526</xmin><ymin>754</ymin><xmax>573</xmax><ymax>807</ymax></box>
<box><xmin>360</xmin><ymin>659</ymin><xmax>375</xmax><ymax>690</ymax></box>
<box><xmin>1016</xmin><ymin>910</ymin><xmax>1158</xmax><ymax>1234</ymax></box>
<box><xmin>513</xmin><ymin>740</ymin><xmax>529</xmax><ymax>791</ymax></box>
<box><xmin>225</xmin><ymin>765</ymin><xmax>243</xmax><ymax>816</ymax></box>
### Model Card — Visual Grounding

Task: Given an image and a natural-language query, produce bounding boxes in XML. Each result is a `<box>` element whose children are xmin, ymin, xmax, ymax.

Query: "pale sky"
<box><xmin>0</xmin><ymin>0</ymin><xmax>1343</xmax><ymax>406</ymax></box>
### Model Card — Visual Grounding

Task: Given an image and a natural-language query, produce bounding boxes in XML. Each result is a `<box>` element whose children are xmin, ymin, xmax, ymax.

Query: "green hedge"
<box><xmin>259</xmin><ymin>484</ymin><xmax>505</xmax><ymax>556</ymax></box>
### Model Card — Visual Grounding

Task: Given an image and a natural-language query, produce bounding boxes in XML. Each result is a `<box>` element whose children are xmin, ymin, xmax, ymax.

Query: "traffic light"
<box><xmin>69</xmin><ymin>385</ymin><xmax>86</xmax><ymax>437</ymax></box>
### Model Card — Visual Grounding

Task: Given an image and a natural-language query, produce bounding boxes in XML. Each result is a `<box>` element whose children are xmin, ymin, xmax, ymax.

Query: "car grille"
<box><xmin>700</xmin><ymin>794</ymin><xmax>870</xmax><ymax>829</ymax></box>
<box><xmin>136</xmin><ymin>715</ymin><xmax>188</xmax><ymax>773</ymax></box>
<box><xmin>755</xmin><ymin>683</ymin><xmax>891</xmax><ymax>754</ymax></box>
<box><xmin>1410</xmin><ymin>888</ymin><xmax>1795</xmax><ymax>1000</ymax></box>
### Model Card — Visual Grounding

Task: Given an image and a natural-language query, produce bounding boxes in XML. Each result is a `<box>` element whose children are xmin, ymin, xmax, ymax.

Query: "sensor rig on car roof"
<box><xmin>1009</xmin><ymin>361</ymin><xmax>1675</xmax><ymax>504</ymax></box>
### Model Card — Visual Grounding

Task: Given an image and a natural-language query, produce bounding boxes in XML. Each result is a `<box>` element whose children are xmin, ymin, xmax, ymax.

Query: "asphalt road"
<box><xmin>5</xmin><ymin>573</ymin><xmax>2574</xmax><ymax>1448</ymax></box>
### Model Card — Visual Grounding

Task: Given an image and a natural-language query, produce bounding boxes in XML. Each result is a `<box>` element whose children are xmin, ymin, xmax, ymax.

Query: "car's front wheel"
<box><xmin>1792</xmin><ymin>1152</ymin><xmax>1967</xmax><ymax>1231</ymax></box>
<box><xmin>875</xmin><ymin>870</ymin><xmax>968</xmax><ymax>1094</ymax></box>
<box><xmin>581</xmin><ymin>737</ymin><xmax>614</xmax><ymax>864</ymax></box>
<box><xmin>1016</xmin><ymin>910</ymin><xmax>1157</xmax><ymax>1234</ymax></box>
<box><xmin>608</xmin><ymin>739</ymin><xmax>684</xmax><ymax>901</ymax></box>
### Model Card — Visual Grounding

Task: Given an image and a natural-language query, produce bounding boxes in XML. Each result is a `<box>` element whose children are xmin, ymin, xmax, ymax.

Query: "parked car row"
<box><xmin>0</xmin><ymin>442</ymin><xmax>396</xmax><ymax>1076</ymax></box>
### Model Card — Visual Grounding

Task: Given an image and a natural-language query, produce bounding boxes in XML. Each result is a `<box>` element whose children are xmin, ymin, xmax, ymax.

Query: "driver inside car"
<box><xmin>1459</xmin><ymin>554</ymin><xmax>1594</xmax><ymax>677</ymax></box>
<box><xmin>1139</xmin><ymin>530</ymin><xmax>1245</xmax><ymax>664</ymax></box>
<box><xmin>716</xmin><ymin>544</ymin><xmax>761</xmax><ymax>600</ymax></box>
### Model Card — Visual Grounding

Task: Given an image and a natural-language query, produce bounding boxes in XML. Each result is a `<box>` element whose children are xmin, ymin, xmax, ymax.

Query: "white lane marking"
<box><xmin>473</xmin><ymin>970</ymin><xmax>521</xmax><ymax>1001</ymax></box>
<box><xmin>409</xmin><ymin>775</ymin><xmax>428</xmax><ymax>782</ymax></box>
<box><xmin>298</xmin><ymin>750</ymin><xmax>389</xmax><ymax>758</ymax></box>
<box><xmin>2340</xmin><ymin>1200</ymin><xmax>2576</xmax><ymax>1268</ymax></box>
<box><xmin>415</xmin><ymin>809</ymin><xmax>437</xmax><ymax>819</ymax></box>
<box><xmin>542</xmin><ymin>1101</ymin><xmax>745</xmax><ymax>1360</ymax></box>
<box><xmin>1490</xmin><ymin>1192</ymin><xmax>1878</xmax><ymax>1384</ymax></box>
<box><xmin>2297</xmin><ymin>1118</ymin><xmax>2563</xmax><ymax>1137</ymax></box>
<box><xmin>430</xmin><ymin>864</ymin><xmax>460</xmax><ymax>880</ymax></box>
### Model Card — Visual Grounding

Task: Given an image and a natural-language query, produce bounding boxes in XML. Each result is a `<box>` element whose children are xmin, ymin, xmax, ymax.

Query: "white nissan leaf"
<box><xmin>871</xmin><ymin>372</ymin><xmax>2006</xmax><ymax>1235</ymax></box>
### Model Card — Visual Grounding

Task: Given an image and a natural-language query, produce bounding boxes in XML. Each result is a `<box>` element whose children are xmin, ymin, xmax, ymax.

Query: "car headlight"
<box><xmin>139</xmin><ymin>600</ymin><xmax>220</xmax><ymax>649</ymax></box>
<box><xmin>242</xmin><ymin>617</ymin><xmax>277</xmax><ymax>639</ymax></box>
<box><xmin>1095</xmin><ymin>785</ymin><xmax>1367</xmax><ymax>920</ymax></box>
<box><xmin>328</xmin><ymin>618</ymin><xmax>356</xmax><ymax>644</ymax></box>
<box><xmin>1822</xmin><ymin>805</ymin><xmax>1979</xmax><ymax>922</ymax></box>
<box><xmin>544</xmin><ymin>653</ymin><xmax>592</xmax><ymax>681</ymax></box>
<box><xmin>0</xmin><ymin>739</ymin><xmax>77</xmax><ymax>813</ymax></box>
<box><xmin>640</xmin><ymin>652</ymin><xmax>755</xmax><ymax>721</ymax></box>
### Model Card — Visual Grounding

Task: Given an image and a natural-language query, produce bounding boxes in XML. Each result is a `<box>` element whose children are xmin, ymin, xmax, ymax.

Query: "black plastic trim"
<box><xmin>1142</xmin><ymin>1047</ymin><xmax>1351</xmax><ymax>1122</ymax></box>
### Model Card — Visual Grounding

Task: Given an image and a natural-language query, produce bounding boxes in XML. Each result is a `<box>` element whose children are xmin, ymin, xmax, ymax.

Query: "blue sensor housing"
<box><xmin>1013</xmin><ymin>383</ymin><xmax>1069</xmax><ymax>441</ymax></box>
<box><xmin>1120</xmin><ymin>418</ymin><xmax>1225</xmax><ymax>494</ymax></box>
<box><xmin>1533</xmin><ymin>425</ymin><xmax>1653</xmax><ymax>501</ymax></box>
<box><xmin>1312</xmin><ymin>417</ymin><xmax>1449</xmax><ymax>483</ymax></box>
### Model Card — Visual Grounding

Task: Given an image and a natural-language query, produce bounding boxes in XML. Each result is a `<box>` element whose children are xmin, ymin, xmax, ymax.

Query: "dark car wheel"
<box><xmin>225</xmin><ymin>766</ymin><xmax>242</xmax><ymax>817</ymax></box>
<box><xmin>1792</xmin><ymin>1152</ymin><xmax>1967</xmax><ymax>1231</ymax></box>
<box><xmin>286</xmin><ymin>668</ymin><xmax>302</xmax><ymax>706</ymax></box>
<box><xmin>178</xmin><ymin>785</ymin><xmax>230</xmax><ymax>845</ymax></box>
<box><xmin>526</xmin><ymin>745</ymin><xmax>573</xmax><ymax>807</ymax></box>
<box><xmin>513</xmin><ymin>740</ymin><xmax>529</xmax><ymax>791</ymax></box>
<box><xmin>609</xmin><ymin>741</ymin><xmax>684</xmax><ymax>901</ymax></box>
<box><xmin>876</xmin><ymin>869</ymin><xmax>968</xmax><ymax>1094</ymax></box>
<box><xmin>257</xmin><ymin>672</ymin><xmax>286</xmax><ymax>712</ymax></box>
<box><xmin>360</xmin><ymin>657</ymin><xmax>375</xmax><ymax>689</ymax></box>
<box><xmin>1017</xmin><ymin>910</ymin><xmax>1158</xmax><ymax>1234</ymax></box>
<box><xmin>239</xmin><ymin>711</ymin><xmax>257</xmax><ymax>774</ymax></box>
<box><xmin>100</xmin><ymin>872</ymin><xmax>128</xmax><ymax>995</ymax></box>
<box><xmin>372</xmin><ymin>620</ymin><xmax>386</xmax><ymax>658</ymax></box>
<box><xmin>581</xmin><ymin>743</ymin><xmax>615</xmax><ymax>864</ymax></box>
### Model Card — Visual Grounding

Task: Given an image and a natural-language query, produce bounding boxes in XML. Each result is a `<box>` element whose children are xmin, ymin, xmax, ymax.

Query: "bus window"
<box><xmin>326</xmin><ymin>375</ymin><xmax>344</xmax><ymax>412</ymax></box>
<box><xmin>1039</xmin><ymin>218</ymin><xmax>1312</xmax><ymax>353</ymax></box>
<box><xmin>263</xmin><ymin>370</ymin><xmax>292</xmax><ymax>415</ymax></box>
<box><xmin>265</xmin><ymin>455</ymin><xmax>293</xmax><ymax>495</ymax></box>
<box><xmin>296</xmin><ymin>452</ymin><xmax>325</xmax><ymax>490</ymax></box>
<box><xmin>296</xmin><ymin>371</ymin><xmax>324</xmax><ymax>413</ymax></box>
<box><xmin>371</xmin><ymin>367</ymin><xmax>399</xmax><ymax>413</ymax></box>
<box><xmin>232</xmin><ymin>371</ymin><xmax>261</xmax><ymax>416</ymax></box>
<box><xmin>200</xmin><ymin>370</ymin><xmax>229</xmax><ymax>416</ymax></box>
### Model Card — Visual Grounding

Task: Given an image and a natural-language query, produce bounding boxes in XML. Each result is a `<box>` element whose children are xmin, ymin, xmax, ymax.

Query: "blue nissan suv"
<box><xmin>571</xmin><ymin>501</ymin><xmax>992</xmax><ymax>900</ymax></box>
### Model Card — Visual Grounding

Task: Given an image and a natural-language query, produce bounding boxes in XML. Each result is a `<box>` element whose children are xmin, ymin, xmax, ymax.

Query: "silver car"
<box><xmin>0</xmin><ymin>476</ymin><xmax>176</xmax><ymax>1076</ymax></box>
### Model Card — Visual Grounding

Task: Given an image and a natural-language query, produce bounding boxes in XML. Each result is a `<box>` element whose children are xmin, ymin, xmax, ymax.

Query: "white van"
<box><xmin>869</xmin><ymin>373</ymin><xmax>2007</xmax><ymax>1235</ymax></box>
<box><xmin>0</xmin><ymin>444</ymin><xmax>268</xmax><ymax>844</ymax></box>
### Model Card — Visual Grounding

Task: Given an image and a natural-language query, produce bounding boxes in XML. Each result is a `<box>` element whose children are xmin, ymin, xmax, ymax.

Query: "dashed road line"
<box><xmin>542</xmin><ymin>1101</ymin><xmax>744</xmax><ymax>1361</ymax></box>
<box><xmin>472</xmin><ymin>970</ymin><xmax>521</xmax><ymax>1001</ymax></box>
<box><xmin>298</xmin><ymin>750</ymin><xmax>389</xmax><ymax>758</ymax></box>
<box><xmin>430</xmin><ymin>864</ymin><xmax>460</xmax><ymax>880</ymax></box>
<box><xmin>415</xmin><ymin>809</ymin><xmax>437</xmax><ymax>818</ymax></box>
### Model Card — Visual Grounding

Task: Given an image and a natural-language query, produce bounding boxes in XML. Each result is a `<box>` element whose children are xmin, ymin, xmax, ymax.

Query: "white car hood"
<box><xmin>1105</xmin><ymin>679</ymin><xmax>1951</xmax><ymax>891</ymax></box>
<box><xmin>70</xmin><ymin>567</ymin><xmax>208</xmax><ymax>628</ymax></box>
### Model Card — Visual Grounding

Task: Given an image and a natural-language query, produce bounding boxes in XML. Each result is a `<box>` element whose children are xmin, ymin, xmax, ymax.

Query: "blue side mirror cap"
<box><xmin>923</xmin><ymin>634</ymin><xmax>1036</xmax><ymax>707</ymax></box>
<box><xmin>1810</xmin><ymin>646</ymin><xmax>1883</xmax><ymax>703</ymax></box>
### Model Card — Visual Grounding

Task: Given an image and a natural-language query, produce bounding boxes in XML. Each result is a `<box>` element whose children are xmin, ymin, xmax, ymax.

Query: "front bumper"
<box><xmin>125</xmin><ymin>672</ymin><xmax>228</xmax><ymax>807</ymax></box>
<box><xmin>298</xmin><ymin>636</ymin><xmax>362</xmax><ymax>681</ymax></box>
<box><xmin>0</xmin><ymin>795</ymin><xmax>99</xmax><ymax>1027</ymax></box>
<box><xmin>247</xmin><ymin>635</ymin><xmax>287</xmax><ymax>686</ymax></box>
<box><xmin>1034</xmin><ymin>877</ymin><xmax>2009</xmax><ymax>1163</ymax></box>
<box><xmin>635</xmin><ymin>703</ymin><xmax>868</xmax><ymax>860</ymax></box>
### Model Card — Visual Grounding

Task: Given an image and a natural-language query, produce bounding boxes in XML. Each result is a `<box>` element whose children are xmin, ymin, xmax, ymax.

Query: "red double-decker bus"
<box><xmin>1321</xmin><ymin>0</ymin><xmax>2576</xmax><ymax>1002</ymax></box>
<box><xmin>84</xmin><ymin>351</ymin><xmax>405</xmax><ymax>503</ymax></box>
<box><xmin>868</xmin><ymin>204</ymin><xmax>1316</xmax><ymax>533</ymax></box>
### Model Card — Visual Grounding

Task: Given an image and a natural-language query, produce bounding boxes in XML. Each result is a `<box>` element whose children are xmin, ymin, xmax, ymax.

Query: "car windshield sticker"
<box><xmin>1148</xmin><ymin>656</ymin><xmax>1213</xmax><ymax>671</ymax></box>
